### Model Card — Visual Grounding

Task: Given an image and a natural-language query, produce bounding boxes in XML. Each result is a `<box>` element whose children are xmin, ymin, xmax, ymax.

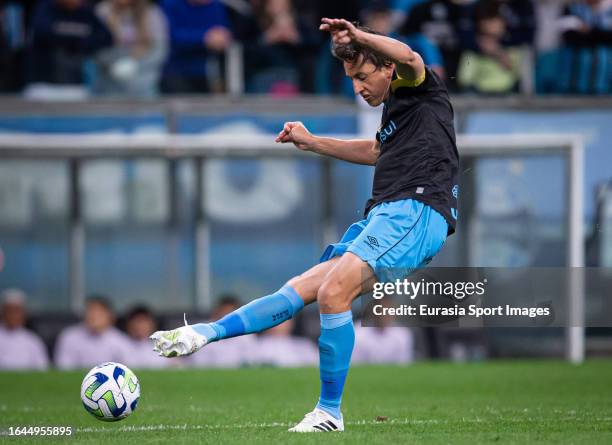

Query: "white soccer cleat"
<box><xmin>149</xmin><ymin>315</ymin><xmax>208</xmax><ymax>357</ymax></box>
<box><xmin>288</xmin><ymin>408</ymin><xmax>344</xmax><ymax>432</ymax></box>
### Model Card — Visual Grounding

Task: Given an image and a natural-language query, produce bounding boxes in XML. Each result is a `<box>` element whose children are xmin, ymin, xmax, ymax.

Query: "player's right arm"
<box><xmin>275</xmin><ymin>121</ymin><xmax>379</xmax><ymax>166</ymax></box>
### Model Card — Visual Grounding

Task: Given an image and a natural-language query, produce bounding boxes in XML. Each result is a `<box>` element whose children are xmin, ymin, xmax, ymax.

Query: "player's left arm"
<box><xmin>320</xmin><ymin>18</ymin><xmax>426</xmax><ymax>83</ymax></box>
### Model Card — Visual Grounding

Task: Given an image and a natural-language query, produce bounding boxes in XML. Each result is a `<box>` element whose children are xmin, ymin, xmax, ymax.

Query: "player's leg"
<box><xmin>317</xmin><ymin>252</ymin><xmax>376</xmax><ymax>413</ymax></box>
<box><xmin>290</xmin><ymin>252</ymin><xmax>376</xmax><ymax>432</ymax></box>
<box><xmin>191</xmin><ymin>257</ymin><xmax>343</xmax><ymax>341</ymax></box>
<box><xmin>290</xmin><ymin>199</ymin><xmax>449</xmax><ymax>432</ymax></box>
<box><xmin>151</xmin><ymin>217</ymin><xmax>370</xmax><ymax>357</ymax></box>
<box><xmin>150</xmin><ymin>257</ymin><xmax>341</xmax><ymax>357</ymax></box>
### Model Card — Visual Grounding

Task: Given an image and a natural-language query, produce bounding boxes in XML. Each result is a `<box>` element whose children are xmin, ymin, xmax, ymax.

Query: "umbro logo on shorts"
<box><xmin>365</xmin><ymin>236</ymin><xmax>380</xmax><ymax>249</ymax></box>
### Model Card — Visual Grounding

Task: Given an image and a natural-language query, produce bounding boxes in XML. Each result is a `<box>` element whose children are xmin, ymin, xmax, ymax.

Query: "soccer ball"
<box><xmin>80</xmin><ymin>362</ymin><xmax>140</xmax><ymax>421</ymax></box>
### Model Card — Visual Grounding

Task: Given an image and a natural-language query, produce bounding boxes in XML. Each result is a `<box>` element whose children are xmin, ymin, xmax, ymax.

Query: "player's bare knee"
<box><xmin>286</xmin><ymin>275</ymin><xmax>302</xmax><ymax>289</ymax></box>
<box><xmin>317</xmin><ymin>281</ymin><xmax>350</xmax><ymax>313</ymax></box>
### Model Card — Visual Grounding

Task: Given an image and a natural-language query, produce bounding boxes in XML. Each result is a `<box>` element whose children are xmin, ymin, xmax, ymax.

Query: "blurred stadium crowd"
<box><xmin>0</xmin><ymin>288</ymin><xmax>415</xmax><ymax>370</ymax></box>
<box><xmin>0</xmin><ymin>0</ymin><xmax>610</xmax><ymax>98</ymax></box>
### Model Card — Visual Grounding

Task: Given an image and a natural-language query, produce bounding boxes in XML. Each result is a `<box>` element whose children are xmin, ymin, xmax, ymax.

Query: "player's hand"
<box><xmin>275</xmin><ymin>121</ymin><xmax>315</xmax><ymax>151</ymax></box>
<box><xmin>319</xmin><ymin>18</ymin><xmax>362</xmax><ymax>46</ymax></box>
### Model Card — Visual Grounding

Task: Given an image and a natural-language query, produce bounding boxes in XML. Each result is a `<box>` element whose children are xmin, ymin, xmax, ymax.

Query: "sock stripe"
<box><xmin>233</xmin><ymin>309</ymin><xmax>252</xmax><ymax>332</ymax></box>
<box><xmin>320</xmin><ymin>310</ymin><xmax>353</xmax><ymax>329</ymax></box>
<box><xmin>278</xmin><ymin>285</ymin><xmax>305</xmax><ymax>315</ymax></box>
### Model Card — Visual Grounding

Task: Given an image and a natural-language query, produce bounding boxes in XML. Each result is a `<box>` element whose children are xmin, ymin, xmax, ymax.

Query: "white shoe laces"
<box><xmin>303</xmin><ymin>409</ymin><xmax>325</xmax><ymax>423</ymax></box>
<box><xmin>303</xmin><ymin>411</ymin><xmax>317</xmax><ymax>421</ymax></box>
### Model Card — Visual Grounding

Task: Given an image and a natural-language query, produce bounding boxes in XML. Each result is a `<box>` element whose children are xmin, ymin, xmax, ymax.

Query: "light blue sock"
<box><xmin>192</xmin><ymin>285</ymin><xmax>304</xmax><ymax>341</ymax></box>
<box><xmin>316</xmin><ymin>310</ymin><xmax>354</xmax><ymax>420</ymax></box>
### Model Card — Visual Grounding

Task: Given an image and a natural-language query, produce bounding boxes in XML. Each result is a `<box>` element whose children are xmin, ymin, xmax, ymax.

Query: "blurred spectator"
<box><xmin>54</xmin><ymin>296</ymin><xmax>131</xmax><ymax>370</ymax></box>
<box><xmin>352</xmin><ymin>301</ymin><xmax>414</xmax><ymax>365</ymax></box>
<box><xmin>535</xmin><ymin>0</ymin><xmax>566</xmax><ymax>52</ymax></box>
<box><xmin>0</xmin><ymin>289</ymin><xmax>49</xmax><ymax>370</ymax></box>
<box><xmin>400</xmin><ymin>0</ymin><xmax>476</xmax><ymax>90</ymax></box>
<box><xmin>556</xmin><ymin>0</ymin><xmax>612</xmax><ymax>94</ymax></box>
<box><xmin>0</xmin><ymin>2</ymin><xmax>10</xmax><ymax>90</ymax></box>
<box><xmin>124</xmin><ymin>305</ymin><xmax>172</xmax><ymax>368</ymax></box>
<box><xmin>495</xmin><ymin>0</ymin><xmax>535</xmax><ymax>46</ymax></box>
<box><xmin>311</xmin><ymin>0</ymin><xmax>360</xmax><ymax>95</ymax></box>
<box><xmin>160</xmin><ymin>0</ymin><xmax>231</xmax><ymax>93</ymax></box>
<box><xmin>187</xmin><ymin>295</ymin><xmax>256</xmax><ymax>368</ymax></box>
<box><xmin>233</xmin><ymin>0</ymin><xmax>319</xmax><ymax>94</ymax></box>
<box><xmin>314</xmin><ymin>0</ymin><xmax>360</xmax><ymax>24</ymax></box>
<box><xmin>250</xmin><ymin>319</ymin><xmax>317</xmax><ymax>367</ymax></box>
<box><xmin>458</xmin><ymin>3</ymin><xmax>522</xmax><ymax>94</ymax></box>
<box><xmin>0</xmin><ymin>1</ymin><xmax>36</xmax><ymax>92</ymax></box>
<box><xmin>363</xmin><ymin>0</ymin><xmax>445</xmax><ymax>79</ymax></box>
<box><xmin>390</xmin><ymin>0</ymin><xmax>428</xmax><ymax>31</ymax></box>
<box><xmin>363</xmin><ymin>1</ymin><xmax>395</xmax><ymax>35</ymax></box>
<box><xmin>26</xmin><ymin>0</ymin><xmax>113</xmax><ymax>87</ymax></box>
<box><xmin>93</xmin><ymin>0</ymin><xmax>168</xmax><ymax>97</ymax></box>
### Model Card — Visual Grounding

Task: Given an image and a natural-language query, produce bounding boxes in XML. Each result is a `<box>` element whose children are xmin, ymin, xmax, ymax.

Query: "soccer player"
<box><xmin>151</xmin><ymin>17</ymin><xmax>459</xmax><ymax>432</ymax></box>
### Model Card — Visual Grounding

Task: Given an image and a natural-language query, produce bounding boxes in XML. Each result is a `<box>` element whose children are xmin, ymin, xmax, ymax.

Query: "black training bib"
<box><xmin>366</xmin><ymin>67</ymin><xmax>459</xmax><ymax>236</ymax></box>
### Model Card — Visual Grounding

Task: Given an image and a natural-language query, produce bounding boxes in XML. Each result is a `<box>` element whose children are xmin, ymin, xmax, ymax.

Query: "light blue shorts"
<box><xmin>320</xmin><ymin>199</ymin><xmax>448</xmax><ymax>282</ymax></box>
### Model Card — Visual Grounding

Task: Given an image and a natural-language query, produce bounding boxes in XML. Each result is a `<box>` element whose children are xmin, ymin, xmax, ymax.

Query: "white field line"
<box><xmin>1</xmin><ymin>416</ymin><xmax>610</xmax><ymax>436</ymax></box>
<box><xmin>74</xmin><ymin>419</ymin><xmax>438</xmax><ymax>434</ymax></box>
<box><xmin>72</xmin><ymin>416</ymin><xmax>612</xmax><ymax>434</ymax></box>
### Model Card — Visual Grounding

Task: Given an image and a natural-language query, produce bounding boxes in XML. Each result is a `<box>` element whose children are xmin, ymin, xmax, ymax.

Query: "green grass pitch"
<box><xmin>1</xmin><ymin>360</ymin><xmax>611</xmax><ymax>444</ymax></box>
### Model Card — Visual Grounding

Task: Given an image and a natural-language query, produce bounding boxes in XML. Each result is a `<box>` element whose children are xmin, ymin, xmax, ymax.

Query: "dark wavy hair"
<box><xmin>331</xmin><ymin>24</ymin><xmax>393</xmax><ymax>69</ymax></box>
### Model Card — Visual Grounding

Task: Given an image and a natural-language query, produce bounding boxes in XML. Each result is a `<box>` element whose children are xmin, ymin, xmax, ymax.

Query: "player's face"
<box><xmin>344</xmin><ymin>58</ymin><xmax>393</xmax><ymax>107</ymax></box>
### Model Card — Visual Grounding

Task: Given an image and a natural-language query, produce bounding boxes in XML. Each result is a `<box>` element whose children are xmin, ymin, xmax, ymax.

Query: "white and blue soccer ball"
<box><xmin>80</xmin><ymin>362</ymin><xmax>140</xmax><ymax>422</ymax></box>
